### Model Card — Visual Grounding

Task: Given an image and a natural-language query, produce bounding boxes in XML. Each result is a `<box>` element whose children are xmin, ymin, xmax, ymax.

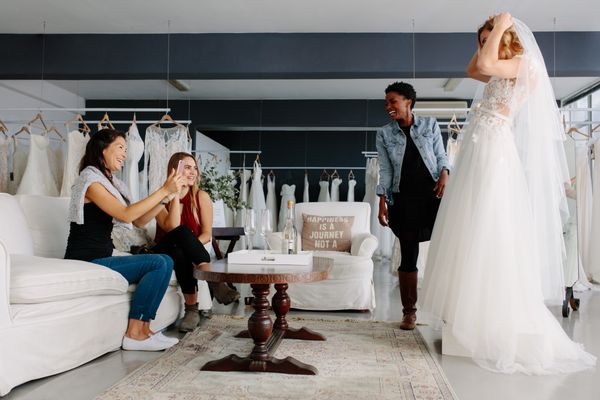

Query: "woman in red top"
<box><xmin>154</xmin><ymin>152</ymin><xmax>239</xmax><ymax>332</ymax></box>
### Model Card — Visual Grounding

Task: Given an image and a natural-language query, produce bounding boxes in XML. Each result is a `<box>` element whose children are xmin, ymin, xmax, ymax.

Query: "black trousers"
<box><xmin>395</xmin><ymin>231</ymin><xmax>419</xmax><ymax>273</ymax></box>
<box><xmin>153</xmin><ymin>225</ymin><xmax>211</xmax><ymax>294</ymax></box>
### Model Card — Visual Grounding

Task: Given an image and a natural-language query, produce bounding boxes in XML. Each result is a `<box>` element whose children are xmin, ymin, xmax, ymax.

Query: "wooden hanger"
<box><xmin>45</xmin><ymin>125</ymin><xmax>66</xmax><ymax>142</ymax></box>
<box><xmin>97</xmin><ymin>113</ymin><xmax>115</xmax><ymax>131</ymax></box>
<box><xmin>566</xmin><ymin>125</ymin><xmax>590</xmax><ymax>138</ymax></box>
<box><xmin>64</xmin><ymin>113</ymin><xmax>91</xmax><ymax>135</ymax></box>
<box><xmin>12</xmin><ymin>125</ymin><xmax>31</xmax><ymax>140</ymax></box>
<box><xmin>331</xmin><ymin>169</ymin><xmax>340</xmax><ymax>180</ymax></box>
<box><xmin>28</xmin><ymin>113</ymin><xmax>48</xmax><ymax>132</ymax></box>
<box><xmin>151</xmin><ymin>113</ymin><xmax>184</xmax><ymax>128</ymax></box>
<box><xmin>0</xmin><ymin>120</ymin><xmax>8</xmax><ymax>138</ymax></box>
<box><xmin>320</xmin><ymin>169</ymin><xmax>330</xmax><ymax>181</ymax></box>
<box><xmin>348</xmin><ymin>170</ymin><xmax>355</xmax><ymax>180</ymax></box>
<box><xmin>448</xmin><ymin>113</ymin><xmax>461</xmax><ymax>137</ymax></box>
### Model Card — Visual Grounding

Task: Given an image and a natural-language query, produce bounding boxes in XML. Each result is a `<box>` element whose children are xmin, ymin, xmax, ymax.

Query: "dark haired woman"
<box><xmin>376</xmin><ymin>81</ymin><xmax>450</xmax><ymax>331</ymax></box>
<box><xmin>64</xmin><ymin>129</ymin><xmax>185</xmax><ymax>351</ymax></box>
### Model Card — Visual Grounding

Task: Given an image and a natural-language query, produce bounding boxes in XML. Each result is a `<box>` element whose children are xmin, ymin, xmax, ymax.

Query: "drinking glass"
<box><xmin>243</xmin><ymin>209</ymin><xmax>256</xmax><ymax>251</ymax></box>
<box><xmin>259</xmin><ymin>209</ymin><xmax>273</xmax><ymax>252</ymax></box>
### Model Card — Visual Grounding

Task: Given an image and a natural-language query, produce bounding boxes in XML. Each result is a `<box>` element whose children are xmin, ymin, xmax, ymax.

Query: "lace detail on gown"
<box><xmin>61</xmin><ymin>130</ymin><xmax>90</xmax><ymax>197</ymax></box>
<box><xmin>17</xmin><ymin>135</ymin><xmax>59</xmax><ymax>196</ymax></box>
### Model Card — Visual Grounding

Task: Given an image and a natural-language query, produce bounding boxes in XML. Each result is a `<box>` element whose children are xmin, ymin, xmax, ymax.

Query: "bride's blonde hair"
<box><xmin>478</xmin><ymin>17</ymin><xmax>524</xmax><ymax>60</ymax></box>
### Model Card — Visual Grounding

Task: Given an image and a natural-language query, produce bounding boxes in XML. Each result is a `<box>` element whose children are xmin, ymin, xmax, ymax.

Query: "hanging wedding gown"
<box><xmin>60</xmin><ymin>130</ymin><xmax>90</xmax><ymax>197</ymax></box>
<box><xmin>17</xmin><ymin>134</ymin><xmax>59</xmax><ymax>196</ymax></box>
<box><xmin>317</xmin><ymin>180</ymin><xmax>330</xmax><ymax>202</ymax></box>
<box><xmin>142</xmin><ymin>125</ymin><xmax>191</xmax><ymax>197</ymax></box>
<box><xmin>447</xmin><ymin>135</ymin><xmax>461</xmax><ymax>167</ymax></box>
<box><xmin>421</xmin><ymin>52</ymin><xmax>595</xmax><ymax>374</ymax></box>
<box><xmin>8</xmin><ymin>138</ymin><xmax>28</xmax><ymax>195</ymax></box>
<box><xmin>588</xmin><ymin>140</ymin><xmax>600</xmax><ymax>281</ymax></box>
<box><xmin>249</xmin><ymin>160</ymin><xmax>266</xmax><ymax>248</ymax></box>
<box><xmin>0</xmin><ymin>137</ymin><xmax>9</xmax><ymax>193</ymax></box>
<box><xmin>278</xmin><ymin>184</ymin><xmax>296</xmax><ymax>231</ymax></box>
<box><xmin>48</xmin><ymin>140</ymin><xmax>64</xmax><ymax>192</ymax></box>
<box><xmin>124</xmin><ymin>123</ymin><xmax>145</xmax><ymax>202</ymax></box>
<box><xmin>303</xmin><ymin>173</ymin><xmax>310</xmax><ymax>203</ymax></box>
<box><xmin>330</xmin><ymin>177</ymin><xmax>342</xmax><ymax>201</ymax></box>
<box><xmin>265</xmin><ymin>173</ymin><xmax>278</xmax><ymax>232</ymax></box>
<box><xmin>347</xmin><ymin>177</ymin><xmax>356</xmax><ymax>202</ymax></box>
<box><xmin>576</xmin><ymin>144</ymin><xmax>593</xmax><ymax>277</ymax></box>
<box><xmin>234</xmin><ymin>168</ymin><xmax>252</xmax><ymax>250</ymax></box>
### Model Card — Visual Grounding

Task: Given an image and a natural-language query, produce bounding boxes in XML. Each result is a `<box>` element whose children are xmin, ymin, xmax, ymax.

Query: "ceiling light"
<box><xmin>167</xmin><ymin>79</ymin><xmax>191</xmax><ymax>92</ymax></box>
<box><xmin>443</xmin><ymin>78</ymin><xmax>462</xmax><ymax>92</ymax></box>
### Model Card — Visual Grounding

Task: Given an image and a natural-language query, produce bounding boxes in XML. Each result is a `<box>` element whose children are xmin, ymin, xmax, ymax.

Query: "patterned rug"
<box><xmin>96</xmin><ymin>315</ymin><xmax>457</xmax><ymax>400</ymax></box>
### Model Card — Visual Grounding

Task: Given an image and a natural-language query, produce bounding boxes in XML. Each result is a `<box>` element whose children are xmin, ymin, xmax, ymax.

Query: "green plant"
<box><xmin>199</xmin><ymin>162</ymin><xmax>244</xmax><ymax>210</ymax></box>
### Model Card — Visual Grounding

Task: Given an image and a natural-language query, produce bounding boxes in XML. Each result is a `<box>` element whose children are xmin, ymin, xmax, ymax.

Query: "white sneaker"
<box><xmin>121</xmin><ymin>334</ymin><xmax>175</xmax><ymax>351</ymax></box>
<box><xmin>153</xmin><ymin>331</ymin><xmax>179</xmax><ymax>346</ymax></box>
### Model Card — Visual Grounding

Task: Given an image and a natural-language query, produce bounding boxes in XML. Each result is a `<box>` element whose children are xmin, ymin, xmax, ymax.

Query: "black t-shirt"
<box><xmin>64</xmin><ymin>202</ymin><xmax>113</xmax><ymax>261</ymax></box>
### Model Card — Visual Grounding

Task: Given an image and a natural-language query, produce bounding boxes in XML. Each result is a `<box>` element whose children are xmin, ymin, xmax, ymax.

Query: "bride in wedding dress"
<box><xmin>421</xmin><ymin>13</ymin><xmax>596</xmax><ymax>374</ymax></box>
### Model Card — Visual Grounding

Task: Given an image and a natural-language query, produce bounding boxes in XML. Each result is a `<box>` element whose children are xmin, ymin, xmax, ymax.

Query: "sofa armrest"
<box><xmin>351</xmin><ymin>233</ymin><xmax>379</xmax><ymax>257</ymax></box>
<box><xmin>0</xmin><ymin>239</ymin><xmax>12</xmax><ymax>328</ymax></box>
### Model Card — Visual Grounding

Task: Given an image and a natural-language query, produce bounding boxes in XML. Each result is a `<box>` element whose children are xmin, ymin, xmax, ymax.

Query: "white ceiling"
<box><xmin>50</xmin><ymin>78</ymin><xmax>599</xmax><ymax>101</ymax></box>
<box><xmin>1</xmin><ymin>0</ymin><xmax>599</xmax><ymax>33</ymax></box>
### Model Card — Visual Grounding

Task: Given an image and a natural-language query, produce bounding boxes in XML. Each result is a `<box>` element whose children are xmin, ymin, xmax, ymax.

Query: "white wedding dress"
<box><xmin>125</xmin><ymin>123</ymin><xmax>145</xmax><ymax>202</ymax></box>
<box><xmin>60</xmin><ymin>130</ymin><xmax>90</xmax><ymax>197</ymax></box>
<box><xmin>249</xmin><ymin>161</ymin><xmax>266</xmax><ymax>248</ymax></box>
<box><xmin>0</xmin><ymin>137</ymin><xmax>9</xmax><ymax>193</ymax></box>
<box><xmin>17</xmin><ymin>134</ymin><xmax>59</xmax><ymax>196</ymax></box>
<box><xmin>8</xmin><ymin>138</ymin><xmax>28</xmax><ymax>195</ymax></box>
<box><xmin>421</xmin><ymin>75</ymin><xmax>596</xmax><ymax>374</ymax></box>
<box><xmin>330</xmin><ymin>177</ymin><xmax>342</xmax><ymax>201</ymax></box>
<box><xmin>587</xmin><ymin>140</ymin><xmax>600</xmax><ymax>281</ymax></box>
<box><xmin>265</xmin><ymin>173</ymin><xmax>278</xmax><ymax>232</ymax></box>
<box><xmin>303</xmin><ymin>173</ymin><xmax>310</xmax><ymax>203</ymax></box>
<box><xmin>317</xmin><ymin>180</ymin><xmax>330</xmax><ymax>202</ymax></box>
<box><xmin>347</xmin><ymin>178</ymin><xmax>356</xmax><ymax>202</ymax></box>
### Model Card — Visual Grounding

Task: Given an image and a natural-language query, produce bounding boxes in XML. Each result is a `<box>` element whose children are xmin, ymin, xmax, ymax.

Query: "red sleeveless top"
<box><xmin>155</xmin><ymin>190</ymin><xmax>201</xmax><ymax>242</ymax></box>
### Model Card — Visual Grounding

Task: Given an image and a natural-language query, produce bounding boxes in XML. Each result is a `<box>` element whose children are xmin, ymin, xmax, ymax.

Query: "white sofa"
<box><xmin>0</xmin><ymin>194</ymin><xmax>183</xmax><ymax>396</ymax></box>
<box><xmin>285</xmin><ymin>202</ymin><xmax>378</xmax><ymax>311</ymax></box>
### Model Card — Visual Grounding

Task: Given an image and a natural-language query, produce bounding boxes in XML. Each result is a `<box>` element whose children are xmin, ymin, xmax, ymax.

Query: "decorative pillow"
<box><xmin>301</xmin><ymin>214</ymin><xmax>354</xmax><ymax>252</ymax></box>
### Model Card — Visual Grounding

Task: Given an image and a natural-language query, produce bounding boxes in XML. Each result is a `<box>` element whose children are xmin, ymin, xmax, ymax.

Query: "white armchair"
<box><xmin>285</xmin><ymin>202</ymin><xmax>378</xmax><ymax>311</ymax></box>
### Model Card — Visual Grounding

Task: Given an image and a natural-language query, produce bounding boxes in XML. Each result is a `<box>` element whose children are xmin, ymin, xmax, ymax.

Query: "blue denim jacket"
<box><xmin>376</xmin><ymin>115</ymin><xmax>450</xmax><ymax>203</ymax></box>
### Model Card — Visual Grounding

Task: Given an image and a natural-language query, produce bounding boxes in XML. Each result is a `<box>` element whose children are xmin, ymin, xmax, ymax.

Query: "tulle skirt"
<box><xmin>421</xmin><ymin>110</ymin><xmax>596</xmax><ymax>374</ymax></box>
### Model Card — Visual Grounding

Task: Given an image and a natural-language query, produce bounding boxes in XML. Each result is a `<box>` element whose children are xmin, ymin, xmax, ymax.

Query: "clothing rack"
<box><xmin>230</xmin><ymin>166</ymin><xmax>366</xmax><ymax>170</ymax></box>
<box><xmin>0</xmin><ymin>108</ymin><xmax>171</xmax><ymax>113</ymax></box>
<box><xmin>1</xmin><ymin>119</ymin><xmax>191</xmax><ymax>125</ymax></box>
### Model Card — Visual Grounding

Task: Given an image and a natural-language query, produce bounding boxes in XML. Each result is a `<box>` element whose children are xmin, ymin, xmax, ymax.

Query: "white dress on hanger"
<box><xmin>303</xmin><ymin>173</ymin><xmax>310</xmax><ymax>203</ymax></box>
<box><xmin>265</xmin><ymin>173</ymin><xmax>278</xmax><ymax>232</ymax></box>
<box><xmin>589</xmin><ymin>140</ymin><xmax>600</xmax><ymax>281</ymax></box>
<box><xmin>576</xmin><ymin>144</ymin><xmax>593</xmax><ymax>277</ymax></box>
<box><xmin>142</xmin><ymin>125</ymin><xmax>191</xmax><ymax>197</ymax></box>
<box><xmin>421</xmin><ymin>75</ymin><xmax>595</xmax><ymax>374</ymax></box>
<box><xmin>0</xmin><ymin>137</ymin><xmax>9</xmax><ymax>193</ymax></box>
<box><xmin>8</xmin><ymin>138</ymin><xmax>28</xmax><ymax>195</ymax></box>
<box><xmin>330</xmin><ymin>177</ymin><xmax>342</xmax><ymax>201</ymax></box>
<box><xmin>278</xmin><ymin>184</ymin><xmax>296</xmax><ymax>232</ymax></box>
<box><xmin>364</xmin><ymin>157</ymin><xmax>394</xmax><ymax>259</ymax></box>
<box><xmin>48</xmin><ymin>140</ymin><xmax>64</xmax><ymax>192</ymax></box>
<box><xmin>234</xmin><ymin>168</ymin><xmax>252</xmax><ymax>251</ymax></box>
<box><xmin>347</xmin><ymin>178</ymin><xmax>356</xmax><ymax>202</ymax></box>
<box><xmin>60</xmin><ymin>130</ymin><xmax>90</xmax><ymax>197</ymax></box>
<box><xmin>17</xmin><ymin>134</ymin><xmax>59</xmax><ymax>196</ymax></box>
<box><xmin>125</xmin><ymin>123</ymin><xmax>145</xmax><ymax>202</ymax></box>
<box><xmin>317</xmin><ymin>180</ymin><xmax>330</xmax><ymax>202</ymax></box>
<box><xmin>249</xmin><ymin>161</ymin><xmax>267</xmax><ymax>248</ymax></box>
<box><xmin>447</xmin><ymin>136</ymin><xmax>460</xmax><ymax>167</ymax></box>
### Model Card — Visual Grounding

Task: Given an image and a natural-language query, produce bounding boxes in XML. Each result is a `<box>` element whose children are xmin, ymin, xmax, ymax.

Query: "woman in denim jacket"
<box><xmin>376</xmin><ymin>81</ymin><xmax>450</xmax><ymax>331</ymax></box>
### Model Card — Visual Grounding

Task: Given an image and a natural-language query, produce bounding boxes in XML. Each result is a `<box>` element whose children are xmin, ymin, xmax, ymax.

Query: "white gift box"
<box><xmin>227</xmin><ymin>250</ymin><xmax>313</xmax><ymax>265</ymax></box>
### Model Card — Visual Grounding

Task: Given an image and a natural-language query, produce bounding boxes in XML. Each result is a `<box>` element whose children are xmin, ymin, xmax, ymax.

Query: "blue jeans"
<box><xmin>92</xmin><ymin>254</ymin><xmax>174</xmax><ymax>321</ymax></box>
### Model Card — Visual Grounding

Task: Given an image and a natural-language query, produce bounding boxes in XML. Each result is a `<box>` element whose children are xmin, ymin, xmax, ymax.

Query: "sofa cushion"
<box><xmin>0</xmin><ymin>194</ymin><xmax>34</xmax><ymax>256</ymax></box>
<box><xmin>301</xmin><ymin>214</ymin><xmax>354</xmax><ymax>252</ymax></box>
<box><xmin>314</xmin><ymin>252</ymin><xmax>373</xmax><ymax>280</ymax></box>
<box><xmin>10</xmin><ymin>255</ymin><xmax>129</xmax><ymax>304</ymax></box>
<box><xmin>16</xmin><ymin>195</ymin><xmax>70</xmax><ymax>258</ymax></box>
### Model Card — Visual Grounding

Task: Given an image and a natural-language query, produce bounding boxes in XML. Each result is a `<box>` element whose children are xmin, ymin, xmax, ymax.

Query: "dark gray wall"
<box><xmin>85</xmin><ymin>98</ymin><xmax>423</xmax><ymax>202</ymax></box>
<box><xmin>2</xmin><ymin>31</ymin><xmax>600</xmax><ymax>79</ymax></box>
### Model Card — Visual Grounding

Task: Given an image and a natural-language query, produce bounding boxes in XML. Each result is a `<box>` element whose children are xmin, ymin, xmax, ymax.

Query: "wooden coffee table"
<box><xmin>194</xmin><ymin>256</ymin><xmax>332</xmax><ymax>375</ymax></box>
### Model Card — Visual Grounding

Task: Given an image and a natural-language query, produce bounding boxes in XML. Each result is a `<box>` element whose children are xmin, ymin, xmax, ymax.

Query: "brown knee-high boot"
<box><xmin>399</xmin><ymin>271</ymin><xmax>418</xmax><ymax>330</ymax></box>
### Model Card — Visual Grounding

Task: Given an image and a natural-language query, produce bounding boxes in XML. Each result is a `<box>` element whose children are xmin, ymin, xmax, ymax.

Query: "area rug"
<box><xmin>96</xmin><ymin>315</ymin><xmax>457</xmax><ymax>400</ymax></box>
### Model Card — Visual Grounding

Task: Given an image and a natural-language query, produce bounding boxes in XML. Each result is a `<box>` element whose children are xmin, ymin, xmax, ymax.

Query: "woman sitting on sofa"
<box><xmin>64</xmin><ymin>128</ymin><xmax>185</xmax><ymax>351</ymax></box>
<box><xmin>154</xmin><ymin>152</ymin><xmax>239</xmax><ymax>332</ymax></box>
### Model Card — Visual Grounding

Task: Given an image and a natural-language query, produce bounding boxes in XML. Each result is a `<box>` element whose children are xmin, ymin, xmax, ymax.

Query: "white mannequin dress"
<box><xmin>125</xmin><ymin>123</ymin><xmax>145</xmax><ymax>202</ymax></box>
<box><xmin>421</xmin><ymin>76</ymin><xmax>596</xmax><ymax>374</ymax></box>
<box><xmin>330</xmin><ymin>177</ymin><xmax>342</xmax><ymax>201</ymax></box>
<box><xmin>17</xmin><ymin>135</ymin><xmax>59</xmax><ymax>196</ymax></box>
<box><xmin>60</xmin><ymin>130</ymin><xmax>90</xmax><ymax>197</ymax></box>
<box><xmin>248</xmin><ymin>160</ymin><xmax>266</xmax><ymax>248</ymax></box>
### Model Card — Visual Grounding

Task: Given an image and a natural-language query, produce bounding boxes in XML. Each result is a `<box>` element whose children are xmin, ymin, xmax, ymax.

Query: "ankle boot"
<box><xmin>399</xmin><ymin>271</ymin><xmax>418</xmax><ymax>330</ymax></box>
<box><xmin>208</xmin><ymin>282</ymin><xmax>241</xmax><ymax>305</ymax></box>
<box><xmin>179</xmin><ymin>303</ymin><xmax>200</xmax><ymax>332</ymax></box>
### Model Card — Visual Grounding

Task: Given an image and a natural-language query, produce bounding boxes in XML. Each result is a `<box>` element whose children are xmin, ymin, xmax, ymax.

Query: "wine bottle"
<box><xmin>282</xmin><ymin>200</ymin><xmax>298</xmax><ymax>254</ymax></box>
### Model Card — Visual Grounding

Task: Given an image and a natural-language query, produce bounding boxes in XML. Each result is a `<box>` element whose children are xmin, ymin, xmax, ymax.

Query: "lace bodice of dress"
<box><xmin>479</xmin><ymin>77</ymin><xmax>516</xmax><ymax>118</ymax></box>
